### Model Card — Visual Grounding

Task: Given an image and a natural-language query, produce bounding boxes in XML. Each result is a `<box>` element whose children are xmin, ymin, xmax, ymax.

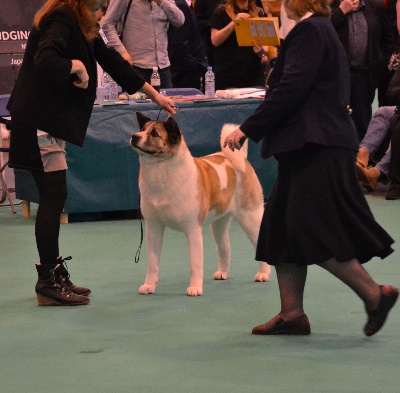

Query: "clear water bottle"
<box><xmin>102</xmin><ymin>72</ymin><xmax>110</xmax><ymax>101</ymax></box>
<box><xmin>150</xmin><ymin>66</ymin><xmax>161</xmax><ymax>93</ymax></box>
<box><xmin>204</xmin><ymin>66</ymin><xmax>215</xmax><ymax>98</ymax></box>
<box><xmin>102</xmin><ymin>72</ymin><xmax>119</xmax><ymax>102</ymax></box>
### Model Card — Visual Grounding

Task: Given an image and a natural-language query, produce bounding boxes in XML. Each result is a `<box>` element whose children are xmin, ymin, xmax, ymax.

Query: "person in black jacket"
<box><xmin>224</xmin><ymin>0</ymin><xmax>398</xmax><ymax>337</ymax></box>
<box><xmin>7</xmin><ymin>0</ymin><xmax>176</xmax><ymax>307</ymax></box>
<box><xmin>330</xmin><ymin>0</ymin><xmax>394</xmax><ymax>141</ymax></box>
<box><xmin>168</xmin><ymin>0</ymin><xmax>208</xmax><ymax>90</ymax></box>
<box><xmin>194</xmin><ymin>0</ymin><xmax>223</xmax><ymax>68</ymax></box>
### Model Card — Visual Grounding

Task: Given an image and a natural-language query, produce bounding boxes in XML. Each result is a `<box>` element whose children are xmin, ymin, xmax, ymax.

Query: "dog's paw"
<box><xmin>254</xmin><ymin>271</ymin><xmax>271</xmax><ymax>282</ymax></box>
<box><xmin>213</xmin><ymin>270</ymin><xmax>228</xmax><ymax>280</ymax></box>
<box><xmin>139</xmin><ymin>284</ymin><xmax>157</xmax><ymax>295</ymax></box>
<box><xmin>254</xmin><ymin>263</ymin><xmax>271</xmax><ymax>282</ymax></box>
<box><xmin>186</xmin><ymin>286</ymin><xmax>203</xmax><ymax>296</ymax></box>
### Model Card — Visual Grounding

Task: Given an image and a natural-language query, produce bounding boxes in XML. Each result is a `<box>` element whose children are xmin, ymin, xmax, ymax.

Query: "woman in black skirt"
<box><xmin>224</xmin><ymin>0</ymin><xmax>398</xmax><ymax>336</ymax></box>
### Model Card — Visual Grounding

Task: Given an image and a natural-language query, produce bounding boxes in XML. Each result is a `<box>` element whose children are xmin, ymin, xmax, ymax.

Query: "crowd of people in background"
<box><xmin>96</xmin><ymin>0</ymin><xmax>400</xmax><ymax>200</ymax></box>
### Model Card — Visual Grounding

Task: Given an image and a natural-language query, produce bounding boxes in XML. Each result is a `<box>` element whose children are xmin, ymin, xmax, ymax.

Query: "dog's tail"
<box><xmin>220</xmin><ymin>123</ymin><xmax>248</xmax><ymax>172</ymax></box>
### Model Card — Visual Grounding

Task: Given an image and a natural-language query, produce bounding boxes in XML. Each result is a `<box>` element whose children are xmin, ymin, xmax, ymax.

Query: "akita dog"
<box><xmin>130</xmin><ymin>112</ymin><xmax>271</xmax><ymax>296</ymax></box>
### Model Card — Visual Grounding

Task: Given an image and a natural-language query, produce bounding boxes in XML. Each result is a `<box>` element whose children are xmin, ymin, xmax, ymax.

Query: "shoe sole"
<box><xmin>36</xmin><ymin>293</ymin><xmax>90</xmax><ymax>306</ymax></box>
<box><xmin>252</xmin><ymin>326</ymin><xmax>311</xmax><ymax>335</ymax></box>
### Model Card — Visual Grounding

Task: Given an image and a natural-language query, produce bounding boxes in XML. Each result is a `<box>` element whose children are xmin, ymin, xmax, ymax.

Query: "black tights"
<box><xmin>31</xmin><ymin>170</ymin><xmax>67</xmax><ymax>264</ymax></box>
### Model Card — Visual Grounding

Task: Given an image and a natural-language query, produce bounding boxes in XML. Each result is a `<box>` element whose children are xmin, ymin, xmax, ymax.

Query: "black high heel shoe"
<box><xmin>364</xmin><ymin>285</ymin><xmax>399</xmax><ymax>336</ymax></box>
<box><xmin>252</xmin><ymin>313</ymin><xmax>311</xmax><ymax>336</ymax></box>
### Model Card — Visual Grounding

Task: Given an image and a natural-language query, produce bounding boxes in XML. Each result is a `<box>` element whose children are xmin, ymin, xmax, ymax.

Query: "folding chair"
<box><xmin>0</xmin><ymin>98</ymin><xmax>16</xmax><ymax>213</ymax></box>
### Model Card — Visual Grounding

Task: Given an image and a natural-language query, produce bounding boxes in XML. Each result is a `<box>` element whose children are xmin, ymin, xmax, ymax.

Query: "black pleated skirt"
<box><xmin>256</xmin><ymin>145</ymin><xmax>394</xmax><ymax>266</ymax></box>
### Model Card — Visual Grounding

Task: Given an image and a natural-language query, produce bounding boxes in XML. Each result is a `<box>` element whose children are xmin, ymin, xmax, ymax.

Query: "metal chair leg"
<box><xmin>0</xmin><ymin>160</ymin><xmax>16</xmax><ymax>213</ymax></box>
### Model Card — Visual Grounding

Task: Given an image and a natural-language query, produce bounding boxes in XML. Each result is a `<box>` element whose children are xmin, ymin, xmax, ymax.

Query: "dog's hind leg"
<box><xmin>139</xmin><ymin>220</ymin><xmax>165</xmax><ymax>295</ymax></box>
<box><xmin>185</xmin><ymin>226</ymin><xmax>205</xmax><ymax>296</ymax></box>
<box><xmin>210</xmin><ymin>214</ymin><xmax>233</xmax><ymax>280</ymax></box>
<box><xmin>235</xmin><ymin>208</ymin><xmax>271</xmax><ymax>282</ymax></box>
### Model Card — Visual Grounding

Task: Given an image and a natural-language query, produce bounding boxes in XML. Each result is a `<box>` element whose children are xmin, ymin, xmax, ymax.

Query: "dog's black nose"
<box><xmin>131</xmin><ymin>134</ymin><xmax>140</xmax><ymax>146</ymax></box>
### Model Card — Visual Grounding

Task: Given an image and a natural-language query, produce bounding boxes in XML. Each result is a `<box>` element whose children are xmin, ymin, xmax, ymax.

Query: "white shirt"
<box><xmin>102</xmin><ymin>0</ymin><xmax>185</xmax><ymax>69</ymax></box>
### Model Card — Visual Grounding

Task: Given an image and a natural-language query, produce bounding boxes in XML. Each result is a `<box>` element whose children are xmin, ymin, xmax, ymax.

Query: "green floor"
<box><xmin>0</xmin><ymin>196</ymin><xmax>399</xmax><ymax>393</ymax></box>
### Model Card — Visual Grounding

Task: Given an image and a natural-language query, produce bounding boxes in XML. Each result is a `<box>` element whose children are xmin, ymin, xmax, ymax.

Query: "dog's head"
<box><xmin>130</xmin><ymin>112</ymin><xmax>182</xmax><ymax>159</ymax></box>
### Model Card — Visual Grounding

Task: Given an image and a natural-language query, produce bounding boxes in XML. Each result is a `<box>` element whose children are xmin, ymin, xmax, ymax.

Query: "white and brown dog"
<box><xmin>130</xmin><ymin>112</ymin><xmax>271</xmax><ymax>296</ymax></box>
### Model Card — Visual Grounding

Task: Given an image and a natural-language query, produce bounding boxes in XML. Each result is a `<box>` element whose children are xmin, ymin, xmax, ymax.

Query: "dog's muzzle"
<box><xmin>130</xmin><ymin>134</ymin><xmax>140</xmax><ymax>147</ymax></box>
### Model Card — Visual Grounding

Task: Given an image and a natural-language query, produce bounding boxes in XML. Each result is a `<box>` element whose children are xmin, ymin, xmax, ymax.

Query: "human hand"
<box><xmin>70</xmin><ymin>59</ymin><xmax>89</xmax><ymax>89</ymax></box>
<box><xmin>252</xmin><ymin>40</ymin><xmax>269</xmax><ymax>62</ymax></box>
<box><xmin>234</xmin><ymin>13</ymin><xmax>251</xmax><ymax>21</ymax></box>
<box><xmin>340</xmin><ymin>0</ymin><xmax>359</xmax><ymax>14</ymax></box>
<box><xmin>153</xmin><ymin>93</ymin><xmax>177</xmax><ymax>116</ymax></box>
<box><xmin>223</xmin><ymin>128</ymin><xmax>247</xmax><ymax>151</ymax></box>
<box><xmin>121</xmin><ymin>51</ymin><xmax>133</xmax><ymax>65</ymax></box>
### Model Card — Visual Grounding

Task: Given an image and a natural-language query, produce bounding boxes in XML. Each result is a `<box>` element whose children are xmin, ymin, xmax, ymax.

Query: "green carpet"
<box><xmin>0</xmin><ymin>196</ymin><xmax>399</xmax><ymax>393</ymax></box>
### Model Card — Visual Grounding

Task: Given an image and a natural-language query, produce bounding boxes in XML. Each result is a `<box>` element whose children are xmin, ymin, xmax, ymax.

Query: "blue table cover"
<box><xmin>15</xmin><ymin>98</ymin><xmax>277</xmax><ymax>214</ymax></box>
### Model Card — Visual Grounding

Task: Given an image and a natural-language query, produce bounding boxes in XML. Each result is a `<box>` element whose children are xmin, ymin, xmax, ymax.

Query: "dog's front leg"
<box><xmin>139</xmin><ymin>220</ymin><xmax>165</xmax><ymax>295</ymax></box>
<box><xmin>185</xmin><ymin>227</ymin><xmax>204</xmax><ymax>296</ymax></box>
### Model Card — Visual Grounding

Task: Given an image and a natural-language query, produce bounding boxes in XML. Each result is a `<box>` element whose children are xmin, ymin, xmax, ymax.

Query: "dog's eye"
<box><xmin>150</xmin><ymin>129</ymin><xmax>160</xmax><ymax>138</ymax></box>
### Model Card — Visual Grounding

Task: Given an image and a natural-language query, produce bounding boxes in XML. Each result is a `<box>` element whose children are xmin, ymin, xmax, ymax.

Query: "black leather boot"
<box><xmin>57</xmin><ymin>256</ymin><xmax>91</xmax><ymax>296</ymax></box>
<box><xmin>35</xmin><ymin>263</ymin><xmax>90</xmax><ymax>306</ymax></box>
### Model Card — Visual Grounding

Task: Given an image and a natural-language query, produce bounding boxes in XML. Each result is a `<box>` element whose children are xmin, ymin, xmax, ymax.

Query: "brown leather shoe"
<box><xmin>356</xmin><ymin>147</ymin><xmax>369</xmax><ymax>168</ymax></box>
<box><xmin>57</xmin><ymin>256</ymin><xmax>91</xmax><ymax>296</ymax></box>
<box><xmin>356</xmin><ymin>164</ymin><xmax>380</xmax><ymax>192</ymax></box>
<box><xmin>35</xmin><ymin>264</ymin><xmax>90</xmax><ymax>306</ymax></box>
<box><xmin>364</xmin><ymin>285</ymin><xmax>399</xmax><ymax>336</ymax></box>
<box><xmin>386</xmin><ymin>185</ymin><xmax>400</xmax><ymax>200</ymax></box>
<box><xmin>252</xmin><ymin>314</ymin><xmax>311</xmax><ymax>335</ymax></box>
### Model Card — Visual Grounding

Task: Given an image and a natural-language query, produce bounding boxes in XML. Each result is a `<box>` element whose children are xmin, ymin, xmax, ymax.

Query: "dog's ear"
<box><xmin>136</xmin><ymin>112</ymin><xmax>151</xmax><ymax>130</ymax></box>
<box><xmin>164</xmin><ymin>116</ymin><xmax>181</xmax><ymax>145</ymax></box>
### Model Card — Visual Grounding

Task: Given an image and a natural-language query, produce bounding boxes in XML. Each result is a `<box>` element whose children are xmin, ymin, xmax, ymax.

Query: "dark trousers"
<box><xmin>390</xmin><ymin>116</ymin><xmax>400</xmax><ymax>188</ymax></box>
<box><xmin>132</xmin><ymin>65</ymin><xmax>173</xmax><ymax>89</ymax></box>
<box><xmin>171</xmin><ymin>69</ymin><xmax>203</xmax><ymax>90</ymax></box>
<box><xmin>350</xmin><ymin>70</ymin><xmax>376</xmax><ymax>142</ymax></box>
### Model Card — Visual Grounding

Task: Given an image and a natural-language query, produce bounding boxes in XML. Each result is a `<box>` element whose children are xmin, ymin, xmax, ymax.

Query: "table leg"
<box><xmin>22</xmin><ymin>200</ymin><xmax>30</xmax><ymax>217</ymax></box>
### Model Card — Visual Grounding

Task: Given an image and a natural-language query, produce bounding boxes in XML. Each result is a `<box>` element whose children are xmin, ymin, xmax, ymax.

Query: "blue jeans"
<box><xmin>132</xmin><ymin>65</ymin><xmax>173</xmax><ymax>89</ymax></box>
<box><xmin>359</xmin><ymin>106</ymin><xmax>395</xmax><ymax>177</ymax></box>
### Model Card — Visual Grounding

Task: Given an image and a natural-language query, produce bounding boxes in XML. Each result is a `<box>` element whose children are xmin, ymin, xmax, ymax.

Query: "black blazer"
<box><xmin>7</xmin><ymin>6</ymin><xmax>145</xmax><ymax>146</ymax></box>
<box><xmin>330</xmin><ymin>0</ymin><xmax>394</xmax><ymax>88</ymax></box>
<box><xmin>240</xmin><ymin>14</ymin><xmax>358</xmax><ymax>159</ymax></box>
<box><xmin>168</xmin><ymin>0</ymin><xmax>208</xmax><ymax>78</ymax></box>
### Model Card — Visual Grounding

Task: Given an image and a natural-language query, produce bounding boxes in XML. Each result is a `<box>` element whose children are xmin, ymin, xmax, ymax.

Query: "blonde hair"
<box><xmin>283</xmin><ymin>0</ymin><xmax>331</xmax><ymax>18</ymax></box>
<box><xmin>33</xmin><ymin>0</ymin><xmax>99</xmax><ymax>41</ymax></box>
<box><xmin>218</xmin><ymin>0</ymin><xmax>263</xmax><ymax>20</ymax></box>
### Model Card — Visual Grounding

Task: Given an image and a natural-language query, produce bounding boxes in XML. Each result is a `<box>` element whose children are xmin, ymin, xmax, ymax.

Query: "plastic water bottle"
<box><xmin>205</xmin><ymin>66</ymin><xmax>215</xmax><ymax>98</ymax></box>
<box><xmin>150</xmin><ymin>67</ymin><xmax>161</xmax><ymax>93</ymax></box>
<box><xmin>108</xmin><ymin>79</ymin><xmax>119</xmax><ymax>101</ymax></box>
<box><xmin>102</xmin><ymin>72</ymin><xmax>110</xmax><ymax>101</ymax></box>
<box><xmin>102</xmin><ymin>72</ymin><xmax>119</xmax><ymax>102</ymax></box>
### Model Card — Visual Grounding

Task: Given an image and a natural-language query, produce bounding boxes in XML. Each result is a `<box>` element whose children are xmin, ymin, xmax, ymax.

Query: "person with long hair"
<box><xmin>7</xmin><ymin>0</ymin><xmax>176</xmax><ymax>307</ymax></box>
<box><xmin>223</xmin><ymin>0</ymin><xmax>398</xmax><ymax>336</ymax></box>
<box><xmin>210</xmin><ymin>0</ymin><xmax>271</xmax><ymax>90</ymax></box>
